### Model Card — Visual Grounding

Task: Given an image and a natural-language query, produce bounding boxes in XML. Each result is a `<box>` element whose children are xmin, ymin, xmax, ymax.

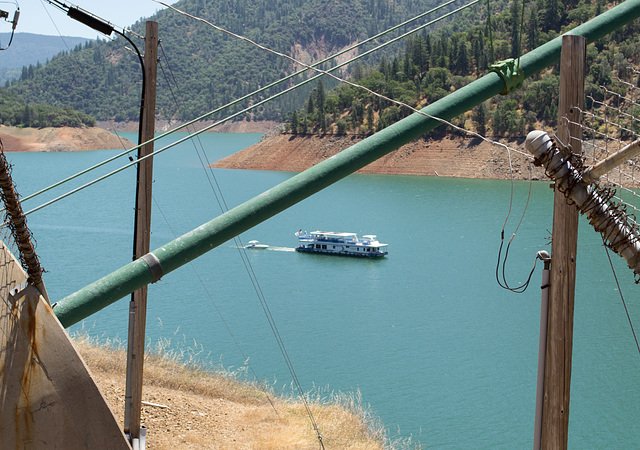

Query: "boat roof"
<box><xmin>310</xmin><ymin>231</ymin><xmax>358</xmax><ymax>236</ymax></box>
<box><xmin>307</xmin><ymin>231</ymin><xmax>387</xmax><ymax>245</ymax></box>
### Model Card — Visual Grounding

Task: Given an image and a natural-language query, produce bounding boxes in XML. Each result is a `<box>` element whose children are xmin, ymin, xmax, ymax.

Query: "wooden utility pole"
<box><xmin>540</xmin><ymin>35</ymin><xmax>586</xmax><ymax>449</ymax></box>
<box><xmin>124</xmin><ymin>20</ymin><xmax>158</xmax><ymax>441</ymax></box>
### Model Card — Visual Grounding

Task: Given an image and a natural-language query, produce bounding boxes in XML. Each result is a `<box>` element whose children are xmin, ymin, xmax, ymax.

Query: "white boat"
<box><xmin>244</xmin><ymin>240</ymin><xmax>269</xmax><ymax>249</ymax></box>
<box><xmin>295</xmin><ymin>230</ymin><xmax>388</xmax><ymax>258</ymax></box>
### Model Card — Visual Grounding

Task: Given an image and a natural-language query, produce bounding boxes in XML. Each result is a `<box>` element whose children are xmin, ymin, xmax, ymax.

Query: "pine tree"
<box><xmin>473</xmin><ymin>103</ymin><xmax>487</xmax><ymax>136</ymax></box>
<box><xmin>542</xmin><ymin>0</ymin><xmax>561</xmax><ymax>32</ymax></box>
<box><xmin>366</xmin><ymin>105</ymin><xmax>374</xmax><ymax>132</ymax></box>
<box><xmin>352</xmin><ymin>62</ymin><xmax>364</xmax><ymax>81</ymax></box>
<box><xmin>473</xmin><ymin>30</ymin><xmax>486</xmax><ymax>73</ymax></box>
<box><xmin>316</xmin><ymin>79</ymin><xmax>326</xmax><ymax>118</ymax></box>
<box><xmin>307</xmin><ymin>95</ymin><xmax>314</xmax><ymax>115</ymax></box>
<box><xmin>526</xmin><ymin>8</ymin><xmax>539</xmax><ymax>51</ymax></box>
<box><xmin>455</xmin><ymin>42</ymin><xmax>470</xmax><ymax>76</ymax></box>
<box><xmin>510</xmin><ymin>0</ymin><xmax>521</xmax><ymax>58</ymax></box>
<box><xmin>449</xmin><ymin>35</ymin><xmax>459</xmax><ymax>73</ymax></box>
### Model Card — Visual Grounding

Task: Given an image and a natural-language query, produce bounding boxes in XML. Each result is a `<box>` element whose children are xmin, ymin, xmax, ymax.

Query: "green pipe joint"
<box><xmin>489</xmin><ymin>58</ymin><xmax>525</xmax><ymax>95</ymax></box>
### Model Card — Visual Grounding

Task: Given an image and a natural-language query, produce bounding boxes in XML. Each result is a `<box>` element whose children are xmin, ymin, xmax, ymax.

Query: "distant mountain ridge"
<box><xmin>5</xmin><ymin>0</ymin><xmax>449</xmax><ymax>123</ymax></box>
<box><xmin>0</xmin><ymin>32</ymin><xmax>88</xmax><ymax>84</ymax></box>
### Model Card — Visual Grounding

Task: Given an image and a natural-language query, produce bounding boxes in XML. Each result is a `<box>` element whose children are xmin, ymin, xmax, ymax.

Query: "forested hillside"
<box><xmin>0</xmin><ymin>88</ymin><xmax>95</xmax><ymax>128</ymax></box>
<box><xmin>285</xmin><ymin>0</ymin><xmax>640</xmax><ymax>138</ymax></box>
<box><xmin>5</xmin><ymin>0</ymin><xmax>640</xmax><ymax>133</ymax></box>
<box><xmin>7</xmin><ymin>0</ymin><xmax>449</xmax><ymax>123</ymax></box>
<box><xmin>0</xmin><ymin>33</ymin><xmax>88</xmax><ymax>85</ymax></box>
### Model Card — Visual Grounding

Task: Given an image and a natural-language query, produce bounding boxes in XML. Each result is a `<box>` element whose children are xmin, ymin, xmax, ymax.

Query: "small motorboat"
<box><xmin>244</xmin><ymin>240</ymin><xmax>269</xmax><ymax>249</ymax></box>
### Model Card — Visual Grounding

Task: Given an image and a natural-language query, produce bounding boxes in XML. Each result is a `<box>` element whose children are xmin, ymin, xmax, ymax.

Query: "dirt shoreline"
<box><xmin>0</xmin><ymin>125</ymin><xmax>135</xmax><ymax>152</ymax></box>
<box><xmin>0</xmin><ymin>119</ymin><xmax>278</xmax><ymax>153</ymax></box>
<box><xmin>96</xmin><ymin>119</ymin><xmax>280</xmax><ymax>134</ymax></box>
<box><xmin>212</xmin><ymin>133</ymin><xmax>547</xmax><ymax>180</ymax></box>
<box><xmin>0</xmin><ymin>122</ymin><xmax>546</xmax><ymax>181</ymax></box>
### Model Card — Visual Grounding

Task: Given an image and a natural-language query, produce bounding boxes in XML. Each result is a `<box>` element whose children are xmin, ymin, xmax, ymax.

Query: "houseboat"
<box><xmin>295</xmin><ymin>230</ymin><xmax>388</xmax><ymax>258</ymax></box>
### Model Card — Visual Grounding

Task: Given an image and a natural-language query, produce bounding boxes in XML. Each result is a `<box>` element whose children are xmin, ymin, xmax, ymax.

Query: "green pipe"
<box><xmin>53</xmin><ymin>0</ymin><xmax>640</xmax><ymax>328</ymax></box>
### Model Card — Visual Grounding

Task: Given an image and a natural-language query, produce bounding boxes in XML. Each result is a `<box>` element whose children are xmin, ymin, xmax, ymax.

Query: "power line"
<box><xmin>157</xmin><ymin>36</ymin><xmax>325</xmax><ymax>448</ymax></box>
<box><xmin>24</xmin><ymin>0</ymin><xmax>531</xmax><ymax>227</ymax></box>
<box><xmin>18</xmin><ymin>0</ymin><xmax>480</xmax><ymax>211</ymax></box>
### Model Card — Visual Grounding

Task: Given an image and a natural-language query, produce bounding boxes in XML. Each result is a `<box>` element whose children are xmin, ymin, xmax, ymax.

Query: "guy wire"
<box><xmin>602</xmin><ymin>234</ymin><xmax>640</xmax><ymax>357</ymax></box>
<box><xmin>157</xmin><ymin>44</ymin><xmax>276</xmax><ymax>400</ymax></box>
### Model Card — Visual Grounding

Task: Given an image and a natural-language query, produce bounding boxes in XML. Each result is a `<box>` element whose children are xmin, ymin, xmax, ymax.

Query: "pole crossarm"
<box><xmin>53</xmin><ymin>0</ymin><xmax>640</xmax><ymax>328</ymax></box>
<box><xmin>582</xmin><ymin>139</ymin><xmax>640</xmax><ymax>184</ymax></box>
<box><xmin>526</xmin><ymin>130</ymin><xmax>640</xmax><ymax>279</ymax></box>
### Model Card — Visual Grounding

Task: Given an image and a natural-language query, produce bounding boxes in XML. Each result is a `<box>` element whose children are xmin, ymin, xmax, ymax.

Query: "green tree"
<box><xmin>290</xmin><ymin>110</ymin><xmax>299</xmax><ymax>134</ymax></box>
<box><xmin>510</xmin><ymin>0</ymin><xmax>521</xmax><ymax>58</ymax></box>
<box><xmin>316</xmin><ymin>80</ymin><xmax>326</xmax><ymax>114</ymax></box>
<box><xmin>492</xmin><ymin>99</ymin><xmax>524</xmax><ymax>136</ymax></box>
<box><xmin>336</xmin><ymin>118</ymin><xmax>348</xmax><ymax>135</ymax></box>
<box><xmin>542</xmin><ymin>0</ymin><xmax>561</xmax><ymax>32</ymax></box>
<box><xmin>366</xmin><ymin>105</ymin><xmax>375</xmax><ymax>132</ymax></box>
<box><xmin>472</xmin><ymin>30</ymin><xmax>486</xmax><ymax>73</ymax></box>
<box><xmin>21</xmin><ymin>104</ymin><xmax>33</xmax><ymax>127</ymax></box>
<box><xmin>455</xmin><ymin>42</ymin><xmax>470</xmax><ymax>76</ymax></box>
<box><xmin>307</xmin><ymin>95</ymin><xmax>314</xmax><ymax>116</ymax></box>
<box><xmin>473</xmin><ymin>103</ymin><xmax>487</xmax><ymax>136</ymax></box>
<box><xmin>526</xmin><ymin>7</ymin><xmax>539</xmax><ymax>51</ymax></box>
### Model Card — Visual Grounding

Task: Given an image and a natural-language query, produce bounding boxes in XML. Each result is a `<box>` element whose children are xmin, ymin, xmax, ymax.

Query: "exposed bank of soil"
<box><xmin>97</xmin><ymin>119</ymin><xmax>280</xmax><ymax>134</ymax></box>
<box><xmin>212</xmin><ymin>133</ymin><xmax>547</xmax><ymax>180</ymax></box>
<box><xmin>1</xmin><ymin>122</ymin><xmax>547</xmax><ymax>181</ymax></box>
<box><xmin>0</xmin><ymin>125</ymin><xmax>134</xmax><ymax>152</ymax></box>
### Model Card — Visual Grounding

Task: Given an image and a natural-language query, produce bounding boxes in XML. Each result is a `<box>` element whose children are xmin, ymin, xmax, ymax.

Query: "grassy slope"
<box><xmin>73</xmin><ymin>334</ymin><xmax>396</xmax><ymax>449</ymax></box>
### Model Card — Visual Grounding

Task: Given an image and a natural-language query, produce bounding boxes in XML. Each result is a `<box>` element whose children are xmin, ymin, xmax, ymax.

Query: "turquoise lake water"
<box><xmin>6</xmin><ymin>132</ymin><xmax>640</xmax><ymax>447</ymax></box>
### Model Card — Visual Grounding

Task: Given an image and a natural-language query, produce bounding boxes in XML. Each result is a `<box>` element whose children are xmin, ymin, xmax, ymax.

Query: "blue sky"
<box><xmin>3</xmin><ymin>0</ymin><xmax>177</xmax><ymax>38</ymax></box>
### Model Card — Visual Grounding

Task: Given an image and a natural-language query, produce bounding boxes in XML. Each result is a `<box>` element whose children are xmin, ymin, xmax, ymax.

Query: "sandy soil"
<box><xmin>0</xmin><ymin>125</ymin><xmax>135</xmax><ymax>152</ymax></box>
<box><xmin>212</xmin><ymin>133</ymin><xmax>547</xmax><ymax>180</ymax></box>
<box><xmin>74</xmin><ymin>338</ymin><xmax>385</xmax><ymax>450</ymax></box>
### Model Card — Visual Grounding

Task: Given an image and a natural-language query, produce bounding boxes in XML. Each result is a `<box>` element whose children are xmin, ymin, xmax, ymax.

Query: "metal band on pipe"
<box><xmin>141</xmin><ymin>253</ymin><xmax>163</xmax><ymax>283</ymax></box>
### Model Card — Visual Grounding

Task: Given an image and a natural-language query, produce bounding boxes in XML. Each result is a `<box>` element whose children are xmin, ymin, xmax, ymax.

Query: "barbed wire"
<box><xmin>563</xmin><ymin>67</ymin><xmax>640</xmax><ymax>234</ymax></box>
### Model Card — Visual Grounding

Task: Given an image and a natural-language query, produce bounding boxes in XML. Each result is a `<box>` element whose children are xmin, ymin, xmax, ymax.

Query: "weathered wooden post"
<box><xmin>540</xmin><ymin>34</ymin><xmax>586</xmax><ymax>449</ymax></box>
<box><xmin>124</xmin><ymin>20</ymin><xmax>158</xmax><ymax>442</ymax></box>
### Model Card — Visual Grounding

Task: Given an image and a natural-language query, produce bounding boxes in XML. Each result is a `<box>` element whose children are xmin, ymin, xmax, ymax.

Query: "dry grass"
<box><xmin>72</xmin><ymin>333</ymin><xmax>416</xmax><ymax>449</ymax></box>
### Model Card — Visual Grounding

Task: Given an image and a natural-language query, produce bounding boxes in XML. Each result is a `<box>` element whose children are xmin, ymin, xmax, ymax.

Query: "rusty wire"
<box><xmin>532</xmin><ymin>136</ymin><xmax>640</xmax><ymax>282</ymax></box>
<box><xmin>0</xmin><ymin>141</ymin><xmax>44</xmax><ymax>286</ymax></box>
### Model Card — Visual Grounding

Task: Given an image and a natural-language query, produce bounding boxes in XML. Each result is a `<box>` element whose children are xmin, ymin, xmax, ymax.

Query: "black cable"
<box><xmin>496</xmin><ymin>236</ymin><xmax>539</xmax><ymax>293</ymax></box>
<box><xmin>111</xmin><ymin>29</ymin><xmax>146</xmax><ymax>264</ymax></box>
<box><xmin>0</xmin><ymin>3</ymin><xmax>19</xmax><ymax>50</ymax></box>
<box><xmin>496</xmin><ymin>168</ymin><xmax>538</xmax><ymax>293</ymax></box>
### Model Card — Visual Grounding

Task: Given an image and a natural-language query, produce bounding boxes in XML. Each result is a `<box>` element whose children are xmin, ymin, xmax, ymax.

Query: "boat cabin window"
<box><xmin>322</xmin><ymin>244</ymin><xmax>327</xmax><ymax>249</ymax></box>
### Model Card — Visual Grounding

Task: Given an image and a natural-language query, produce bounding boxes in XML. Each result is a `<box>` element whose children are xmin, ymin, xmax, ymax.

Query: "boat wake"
<box><xmin>235</xmin><ymin>245</ymin><xmax>296</xmax><ymax>252</ymax></box>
